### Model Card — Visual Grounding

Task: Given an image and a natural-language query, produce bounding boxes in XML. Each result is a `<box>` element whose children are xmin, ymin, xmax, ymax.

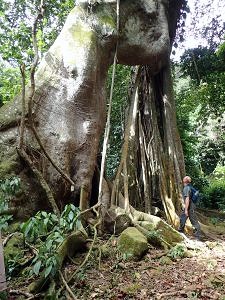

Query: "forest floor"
<box><xmin>63</xmin><ymin>233</ymin><xmax>225</xmax><ymax>300</ymax></box>
<box><xmin>6</xmin><ymin>232</ymin><xmax>225</xmax><ymax>300</ymax></box>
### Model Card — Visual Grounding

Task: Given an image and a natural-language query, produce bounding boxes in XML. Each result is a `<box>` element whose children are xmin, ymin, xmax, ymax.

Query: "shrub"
<box><xmin>0</xmin><ymin>177</ymin><xmax>20</xmax><ymax>230</ymax></box>
<box><xmin>202</xmin><ymin>180</ymin><xmax>225</xmax><ymax>210</ymax></box>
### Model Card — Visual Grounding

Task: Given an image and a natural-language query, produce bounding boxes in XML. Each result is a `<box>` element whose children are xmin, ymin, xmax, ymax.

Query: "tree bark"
<box><xmin>0</xmin><ymin>0</ymin><xmax>185</xmax><ymax>222</ymax></box>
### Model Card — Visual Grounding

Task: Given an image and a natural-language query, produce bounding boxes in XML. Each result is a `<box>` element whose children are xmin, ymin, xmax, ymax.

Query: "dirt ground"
<box><xmin>61</xmin><ymin>234</ymin><xmax>225</xmax><ymax>300</ymax></box>
<box><xmin>6</xmin><ymin>233</ymin><xmax>225</xmax><ymax>300</ymax></box>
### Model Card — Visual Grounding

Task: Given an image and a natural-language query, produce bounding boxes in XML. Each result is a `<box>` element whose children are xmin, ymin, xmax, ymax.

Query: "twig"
<box><xmin>25</xmin><ymin>241</ymin><xmax>38</xmax><ymax>256</ymax></box>
<box><xmin>26</xmin><ymin>293</ymin><xmax>43</xmax><ymax>300</ymax></box>
<box><xmin>71</xmin><ymin>203</ymin><xmax>101</xmax><ymax>229</ymax></box>
<box><xmin>157</xmin><ymin>290</ymin><xmax>179</xmax><ymax>299</ymax></box>
<box><xmin>68</xmin><ymin>211</ymin><xmax>101</xmax><ymax>283</ymax></box>
<box><xmin>3</xmin><ymin>233</ymin><xmax>17</xmax><ymax>247</ymax></box>
<box><xmin>59</xmin><ymin>271</ymin><xmax>77</xmax><ymax>300</ymax></box>
<box><xmin>98</xmin><ymin>246</ymin><xmax>102</xmax><ymax>270</ymax></box>
<box><xmin>9</xmin><ymin>289</ymin><xmax>33</xmax><ymax>298</ymax></box>
<box><xmin>56</xmin><ymin>203</ymin><xmax>101</xmax><ymax>298</ymax></box>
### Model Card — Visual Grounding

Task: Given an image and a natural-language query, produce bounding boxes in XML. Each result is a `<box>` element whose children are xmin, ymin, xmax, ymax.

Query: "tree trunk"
<box><xmin>111</xmin><ymin>64</ymin><xmax>185</xmax><ymax>227</ymax></box>
<box><xmin>0</xmin><ymin>0</ymin><xmax>185</xmax><ymax>222</ymax></box>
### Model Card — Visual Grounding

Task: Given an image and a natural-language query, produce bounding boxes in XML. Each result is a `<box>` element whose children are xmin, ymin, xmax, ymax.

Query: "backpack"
<box><xmin>190</xmin><ymin>186</ymin><xmax>200</xmax><ymax>204</ymax></box>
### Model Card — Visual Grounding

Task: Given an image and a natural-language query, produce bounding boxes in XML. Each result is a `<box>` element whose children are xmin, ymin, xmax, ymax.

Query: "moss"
<box><xmin>69</xmin><ymin>24</ymin><xmax>96</xmax><ymax>47</ymax></box>
<box><xmin>99</xmin><ymin>15</ymin><xmax>116</xmax><ymax>29</ymax></box>
<box><xmin>159</xmin><ymin>256</ymin><xmax>173</xmax><ymax>265</ymax></box>
<box><xmin>0</xmin><ymin>95</ymin><xmax>23</xmax><ymax>130</ymax></box>
<box><xmin>7</xmin><ymin>222</ymin><xmax>21</xmax><ymax>234</ymax></box>
<box><xmin>157</xmin><ymin>221</ymin><xmax>183</xmax><ymax>245</ymax></box>
<box><xmin>141</xmin><ymin>220</ymin><xmax>183</xmax><ymax>246</ymax></box>
<box><xmin>4</xmin><ymin>233</ymin><xmax>24</xmax><ymax>262</ymax></box>
<box><xmin>118</xmin><ymin>227</ymin><xmax>148</xmax><ymax>260</ymax></box>
<box><xmin>0</xmin><ymin>157</ymin><xmax>19</xmax><ymax>178</ymax></box>
<box><xmin>123</xmin><ymin>283</ymin><xmax>141</xmax><ymax>295</ymax></box>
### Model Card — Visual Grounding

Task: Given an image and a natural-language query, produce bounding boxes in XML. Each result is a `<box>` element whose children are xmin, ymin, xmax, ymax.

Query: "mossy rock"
<box><xmin>118</xmin><ymin>227</ymin><xmax>148</xmax><ymax>260</ymax></box>
<box><xmin>0</xmin><ymin>155</ymin><xmax>20</xmax><ymax>178</ymax></box>
<box><xmin>4</xmin><ymin>232</ymin><xmax>25</xmax><ymax>262</ymax></box>
<box><xmin>140</xmin><ymin>219</ymin><xmax>183</xmax><ymax>246</ymax></box>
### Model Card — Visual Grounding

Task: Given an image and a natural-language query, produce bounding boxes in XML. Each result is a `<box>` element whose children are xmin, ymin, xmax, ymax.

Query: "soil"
<box><xmin>6</xmin><ymin>234</ymin><xmax>225</xmax><ymax>300</ymax></box>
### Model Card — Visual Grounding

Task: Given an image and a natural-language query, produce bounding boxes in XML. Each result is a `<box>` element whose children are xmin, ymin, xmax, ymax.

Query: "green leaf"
<box><xmin>42</xmin><ymin>211</ymin><xmax>48</xmax><ymax>218</ymax></box>
<box><xmin>44</xmin><ymin>218</ymin><xmax>49</xmax><ymax>225</ymax></box>
<box><xmin>33</xmin><ymin>261</ymin><xmax>42</xmax><ymax>276</ymax></box>
<box><xmin>44</xmin><ymin>265</ymin><xmax>52</xmax><ymax>278</ymax></box>
<box><xmin>46</xmin><ymin>239</ymin><xmax>53</xmax><ymax>250</ymax></box>
<box><xmin>68</xmin><ymin>211</ymin><xmax>74</xmax><ymax>221</ymax></box>
<box><xmin>51</xmin><ymin>214</ymin><xmax>58</xmax><ymax>222</ymax></box>
<box><xmin>24</xmin><ymin>221</ymin><xmax>33</xmax><ymax>237</ymax></box>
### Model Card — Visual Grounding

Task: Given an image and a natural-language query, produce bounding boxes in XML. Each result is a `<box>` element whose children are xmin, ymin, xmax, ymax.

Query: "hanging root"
<box><xmin>17</xmin><ymin>148</ymin><xmax>60</xmax><ymax>216</ymax></box>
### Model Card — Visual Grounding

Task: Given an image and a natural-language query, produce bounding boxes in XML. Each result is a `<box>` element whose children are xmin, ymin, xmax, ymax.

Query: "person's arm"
<box><xmin>184</xmin><ymin>186</ymin><xmax>192</xmax><ymax>216</ymax></box>
<box><xmin>185</xmin><ymin>196</ymin><xmax>190</xmax><ymax>216</ymax></box>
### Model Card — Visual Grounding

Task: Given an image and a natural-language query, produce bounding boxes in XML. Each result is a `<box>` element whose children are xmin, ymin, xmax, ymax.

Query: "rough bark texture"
<box><xmin>112</xmin><ymin>65</ymin><xmax>185</xmax><ymax>227</ymax></box>
<box><xmin>0</xmin><ymin>0</ymin><xmax>185</xmax><ymax>218</ymax></box>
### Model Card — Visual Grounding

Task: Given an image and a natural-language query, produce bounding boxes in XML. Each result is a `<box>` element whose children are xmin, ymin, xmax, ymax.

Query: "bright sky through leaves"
<box><xmin>173</xmin><ymin>0</ymin><xmax>225</xmax><ymax>61</ymax></box>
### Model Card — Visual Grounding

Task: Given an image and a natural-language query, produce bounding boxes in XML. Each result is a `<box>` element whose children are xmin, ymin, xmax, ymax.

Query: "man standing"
<box><xmin>178</xmin><ymin>176</ymin><xmax>201</xmax><ymax>240</ymax></box>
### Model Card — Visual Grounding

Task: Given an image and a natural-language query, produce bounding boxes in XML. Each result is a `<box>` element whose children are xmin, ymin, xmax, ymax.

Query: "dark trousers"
<box><xmin>179</xmin><ymin>201</ymin><xmax>201</xmax><ymax>238</ymax></box>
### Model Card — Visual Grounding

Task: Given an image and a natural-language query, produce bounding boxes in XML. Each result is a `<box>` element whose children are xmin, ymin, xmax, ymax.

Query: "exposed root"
<box><xmin>59</xmin><ymin>271</ymin><xmax>77</xmax><ymax>300</ymax></box>
<box><xmin>3</xmin><ymin>233</ymin><xmax>16</xmax><ymax>247</ymax></box>
<box><xmin>68</xmin><ymin>207</ymin><xmax>100</xmax><ymax>283</ymax></box>
<box><xmin>28</xmin><ymin>229</ymin><xmax>88</xmax><ymax>294</ymax></box>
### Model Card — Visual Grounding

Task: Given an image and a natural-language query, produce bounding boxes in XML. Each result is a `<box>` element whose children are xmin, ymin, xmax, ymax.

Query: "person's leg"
<box><xmin>189</xmin><ymin>202</ymin><xmax>201</xmax><ymax>239</ymax></box>
<box><xmin>178</xmin><ymin>210</ymin><xmax>188</xmax><ymax>232</ymax></box>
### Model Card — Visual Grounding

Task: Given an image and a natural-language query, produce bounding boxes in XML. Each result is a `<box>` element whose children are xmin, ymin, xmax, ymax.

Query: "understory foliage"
<box><xmin>23</xmin><ymin>204</ymin><xmax>81</xmax><ymax>277</ymax></box>
<box><xmin>106</xmin><ymin>65</ymin><xmax>132</xmax><ymax>178</ymax></box>
<box><xmin>5</xmin><ymin>203</ymin><xmax>82</xmax><ymax>279</ymax></box>
<box><xmin>0</xmin><ymin>177</ymin><xmax>20</xmax><ymax>230</ymax></box>
<box><xmin>0</xmin><ymin>0</ymin><xmax>75</xmax><ymax>105</ymax></box>
<box><xmin>0</xmin><ymin>64</ymin><xmax>22</xmax><ymax>106</ymax></box>
<box><xmin>0</xmin><ymin>0</ymin><xmax>75</xmax><ymax>65</ymax></box>
<box><xmin>174</xmin><ymin>41</ymin><xmax>225</xmax><ymax>208</ymax></box>
<box><xmin>201</xmin><ymin>166</ymin><xmax>225</xmax><ymax>210</ymax></box>
<box><xmin>0</xmin><ymin>177</ymin><xmax>83</xmax><ymax>279</ymax></box>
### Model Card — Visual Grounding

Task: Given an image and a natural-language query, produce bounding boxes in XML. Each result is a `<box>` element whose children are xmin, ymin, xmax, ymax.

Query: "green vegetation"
<box><xmin>106</xmin><ymin>65</ymin><xmax>131</xmax><ymax>178</ymax></box>
<box><xmin>0</xmin><ymin>177</ymin><xmax>20</xmax><ymax>230</ymax></box>
<box><xmin>20</xmin><ymin>204</ymin><xmax>82</xmax><ymax>278</ymax></box>
<box><xmin>0</xmin><ymin>0</ymin><xmax>75</xmax><ymax>65</ymax></box>
<box><xmin>3</xmin><ymin>203</ymin><xmax>82</xmax><ymax>279</ymax></box>
<box><xmin>201</xmin><ymin>166</ymin><xmax>225</xmax><ymax>210</ymax></box>
<box><xmin>174</xmin><ymin>41</ymin><xmax>225</xmax><ymax>206</ymax></box>
<box><xmin>168</xmin><ymin>243</ymin><xmax>187</xmax><ymax>260</ymax></box>
<box><xmin>0</xmin><ymin>64</ymin><xmax>21</xmax><ymax>106</ymax></box>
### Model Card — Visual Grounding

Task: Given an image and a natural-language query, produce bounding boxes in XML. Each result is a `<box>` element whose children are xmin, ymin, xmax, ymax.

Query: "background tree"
<box><xmin>174</xmin><ymin>38</ymin><xmax>225</xmax><ymax>208</ymax></box>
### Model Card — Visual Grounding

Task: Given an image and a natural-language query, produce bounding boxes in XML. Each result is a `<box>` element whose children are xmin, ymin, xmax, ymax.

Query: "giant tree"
<box><xmin>0</xmin><ymin>0</ymin><xmax>187</xmax><ymax>228</ymax></box>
